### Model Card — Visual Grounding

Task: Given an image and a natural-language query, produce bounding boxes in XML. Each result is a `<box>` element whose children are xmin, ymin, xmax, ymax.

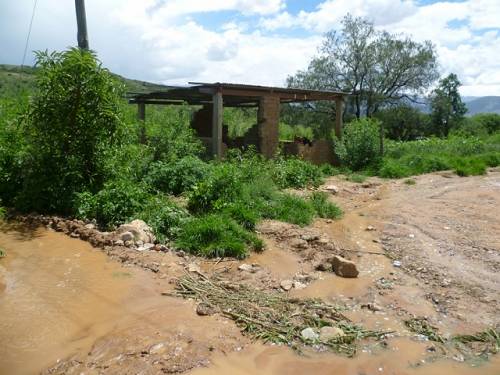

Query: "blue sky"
<box><xmin>1</xmin><ymin>0</ymin><xmax>499</xmax><ymax>96</ymax></box>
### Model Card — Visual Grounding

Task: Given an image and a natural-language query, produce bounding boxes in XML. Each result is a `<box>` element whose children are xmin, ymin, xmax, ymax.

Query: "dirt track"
<box><xmin>2</xmin><ymin>169</ymin><xmax>500</xmax><ymax>374</ymax></box>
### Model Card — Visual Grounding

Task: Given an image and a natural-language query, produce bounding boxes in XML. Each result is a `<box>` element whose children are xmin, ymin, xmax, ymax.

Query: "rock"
<box><xmin>238</xmin><ymin>264</ymin><xmax>254</xmax><ymax>272</ymax></box>
<box><xmin>149</xmin><ymin>342</ymin><xmax>166</xmax><ymax>355</ymax></box>
<box><xmin>280</xmin><ymin>280</ymin><xmax>293</xmax><ymax>291</ymax></box>
<box><xmin>70</xmin><ymin>232</ymin><xmax>79</xmax><ymax>238</ymax></box>
<box><xmin>301</xmin><ymin>327</ymin><xmax>319</xmax><ymax>341</ymax></box>
<box><xmin>319</xmin><ymin>326</ymin><xmax>345</xmax><ymax>342</ymax></box>
<box><xmin>137</xmin><ymin>243</ymin><xmax>155</xmax><ymax>252</ymax></box>
<box><xmin>196</xmin><ymin>302</ymin><xmax>217</xmax><ymax>316</ymax></box>
<box><xmin>331</xmin><ymin>255</ymin><xmax>359</xmax><ymax>278</ymax></box>
<box><xmin>362</xmin><ymin>303</ymin><xmax>383</xmax><ymax>312</ymax></box>
<box><xmin>301</xmin><ymin>234</ymin><xmax>320</xmax><ymax>242</ymax></box>
<box><xmin>366</xmin><ymin>225</ymin><xmax>376</xmax><ymax>231</ymax></box>
<box><xmin>290</xmin><ymin>238</ymin><xmax>308</xmax><ymax>250</ymax></box>
<box><xmin>84</xmin><ymin>223</ymin><xmax>96</xmax><ymax>230</ymax></box>
<box><xmin>293</xmin><ymin>281</ymin><xmax>307</xmax><ymax>290</ymax></box>
<box><xmin>114</xmin><ymin>239</ymin><xmax>124</xmax><ymax>246</ymax></box>
<box><xmin>324</xmin><ymin>185</ymin><xmax>339</xmax><ymax>194</ymax></box>
<box><xmin>124</xmin><ymin>240</ymin><xmax>133</xmax><ymax>247</ymax></box>
<box><xmin>315</xmin><ymin>262</ymin><xmax>332</xmax><ymax>272</ymax></box>
<box><xmin>187</xmin><ymin>263</ymin><xmax>201</xmax><ymax>273</ymax></box>
<box><xmin>176</xmin><ymin>250</ymin><xmax>186</xmax><ymax>257</ymax></box>
<box><xmin>135</xmin><ymin>240</ymin><xmax>144</xmax><ymax>247</ymax></box>
<box><xmin>116</xmin><ymin>219</ymin><xmax>156</xmax><ymax>244</ymax></box>
<box><xmin>120</xmin><ymin>231</ymin><xmax>134</xmax><ymax>242</ymax></box>
<box><xmin>392</xmin><ymin>260</ymin><xmax>402</xmax><ymax>267</ymax></box>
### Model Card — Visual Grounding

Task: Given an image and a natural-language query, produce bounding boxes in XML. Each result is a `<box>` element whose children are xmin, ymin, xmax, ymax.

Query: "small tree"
<box><xmin>430</xmin><ymin>73</ymin><xmax>467</xmax><ymax>137</ymax></box>
<box><xmin>375</xmin><ymin>105</ymin><xmax>431</xmax><ymax>141</ymax></box>
<box><xmin>18</xmin><ymin>48</ymin><xmax>124</xmax><ymax>213</ymax></box>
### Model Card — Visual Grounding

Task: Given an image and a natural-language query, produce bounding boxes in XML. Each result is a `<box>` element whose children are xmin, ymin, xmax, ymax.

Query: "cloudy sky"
<box><xmin>1</xmin><ymin>0</ymin><xmax>499</xmax><ymax>96</ymax></box>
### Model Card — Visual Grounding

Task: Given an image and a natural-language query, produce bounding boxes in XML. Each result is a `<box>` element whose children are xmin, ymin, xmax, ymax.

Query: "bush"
<box><xmin>264</xmin><ymin>193</ymin><xmax>316</xmax><ymax>226</ymax></box>
<box><xmin>378</xmin><ymin>159</ymin><xmax>412</xmax><ymax>178</ymax></box>
<box><xmin>75</xmin><ymin>180</ymin><xmax>150</xmax><ymax>230</ymax></box>
<box><xmin>175</xmin><ymin>214</ymin><xmax>263</xmax><ymax>259</ymax></box>
<box><xmin>146</xmin><ymin>156</ymin><xmax>209</xmax><ymax>195</ymax></box>
<box><xmin>309</xmin><ymin>192</ymin><xmax>343</xmax><ymax>219</ymax></box>
<box><xmin>272</xmin><ymin>157</ymin><xmax>324</xmax><ymax>188</ymax></box>
<box><xmin>17</xmin><ymin>48</ymin><xmax>124</xmax><ymax>213</ymax></box>
<box><xmin>453</xmin><ymin>159</ymin><xmax>487</xmax><ymax>177</ymax></box>
<box><xmin>335</xmin><ymin>118</ymin><xmax>381</xmax><ymax>170</ymax></box>
<box><xmin>137</xmin><ymin>195</ymin><xmax>190</xmax><ymax>242</ymax></box>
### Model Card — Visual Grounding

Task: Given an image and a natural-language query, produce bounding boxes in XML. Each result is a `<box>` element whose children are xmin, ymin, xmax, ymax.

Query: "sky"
<box><xmin>1</xmin><ymin>0</ymin><xmax>499</xmax><ymax>96</ymax></box>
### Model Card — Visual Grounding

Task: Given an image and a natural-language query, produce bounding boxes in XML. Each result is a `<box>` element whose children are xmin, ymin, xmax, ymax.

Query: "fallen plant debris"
<box><xmin>405</xmin><ymin>318</ymin><xmax>500</xmax><ymax>361</ymax></box>
<box><xmin>170</xmin><ymin>273</ymin><xmax>390</xmax><ymax>357</ymax></box>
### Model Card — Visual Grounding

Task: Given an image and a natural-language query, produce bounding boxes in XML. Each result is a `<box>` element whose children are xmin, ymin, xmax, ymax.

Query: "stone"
<box><xmin>135</xmin><ymin>240</ymin><xmax>144</xmax><ymax>247</ymax></box>
<box><xmin>366</xmin><ymin>225</ymin><xmax>376</xmax><ymax>231</ymax></box>
<box><xmin>196</xmin><ymin>302</ymin><xmax>217</xmax><ymax>316</ymax></box>
<box><xmin>280</xmin><ymin>280</ymin><xmax>293</xmax><ymax>291</ymax></box>
<box><xmin>120</xmin><ymin>231</ymin><xmax>134</xmax><ymax>242</ymax></box>
<box><xmin>114</xmin><ymin>239</ymin><xmax>124</xmax><ymax>246</ymax></box>
<box><xmin>301</xmin><ymin>234</ymin><xmax>320</xmax><ymax>242</ymax></box>
<box><xmin>315</xmin><ymin>262</ymin><xmax>332</xmax><ymax>272</ymax></box>
<box><xmin>331</xmin><ymin>255</ymin><xmax>359</xmax><ymax>278</ymax></box>
<box><xmin>84</xmin><ymin>223</ymin><xmax>96</xmax><ymax>230</ymax></box>
<box><xmin>137</xmin><ymin>243</ymin><xmax>155</xmax><ymax>252</ymax></box>
<box><xmin>324</xmin><ymin>185</ymin><xmax>339</xmax><ymax>194</ymax></box>
<box><xmin>187</xmin><ymin>263</ymin><xmax>201</xmax><ymax>273</ymax></box>
<box><xmin>301</xmin><ymin>327</ymin><xmax>319</xmax><ymax>341</ymax></box>
<box><xmin>70</xmin><ymin>232</ymin><xmax>79</xmax><ymax>238</ymax></box>
<box><xmin>319</xmin><ymin>326</ymin><xmax>345</xmax><ymax>342</ymax></box>
<box><xmin>290</xmin><ymin>238</ymin><xmax>308</xmax><ymax>250</ymax></box>
<box><xmin>116</xmin><ymin>219</ymin><xmax>156</xmax><ymax>244</ymax></box>
<box><xmin>392</xmin><ymin>260</ymin><xmax>402</xmax><ymax>267</ymax></box>
<box><xmin>238</xmin><ymin>264</ymin><xmax>254</xmax><ymax>272</ymax></box>
<box><xmin>149</xmin><ymin>342</ymin><xmax>166</xmax><ymax>355</ymax></box>
<box><xmin>293</xmin><ymin>281</ymin><xmax>307</xmax><ymax>290</ymax></box>
<box><xmin>124</xmin><ymin>240</ymin><xmax>133</xmax><ymax>247</ymax></box>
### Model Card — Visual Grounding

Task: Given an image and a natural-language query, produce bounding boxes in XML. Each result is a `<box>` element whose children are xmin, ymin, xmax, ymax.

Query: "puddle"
<box><xmin>247</xmin><ymin>237</ymin><xmax>303</xmax><ymax>278</ymax></box>
<box><xmin>188</xmin><ymin>340</ymin><xmax>500</xmax><ymax>375</ymax></box>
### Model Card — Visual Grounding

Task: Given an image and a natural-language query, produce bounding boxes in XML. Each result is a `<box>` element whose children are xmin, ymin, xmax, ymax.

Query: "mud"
<box><xmin>1</xmin><ymin>169</ymin><xmax>499</xmax><ymax>374</ymax></box>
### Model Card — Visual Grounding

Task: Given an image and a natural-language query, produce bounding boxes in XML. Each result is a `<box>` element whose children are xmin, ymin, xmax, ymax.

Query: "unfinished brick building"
<box><xmin>129</xmin><ymin>82</ymin><xmax>346</xmax><ymax>164</ymax></box>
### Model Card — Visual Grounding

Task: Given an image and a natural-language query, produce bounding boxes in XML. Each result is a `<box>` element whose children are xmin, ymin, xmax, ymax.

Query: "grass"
<box><xmin>404</xmin><ymin>178</ymin><xmax>416</xmax><ymax>185</ymax></box>
<box><xmin>347</xmin><ymin>174</ymin><xmax>367</xmax><ymax>183</ymax></box>
<box><xmin>172</xmin><ymin>273</ymin><xmax>390</xmax><ymax>356</ymax></box>
<box><xmin>0</xmin><ymin>247</ymin><xmax>5</xmax><ymax>258</ymax></box>
<box><xmin>309</xmin><ymin>192</ymin><xmax>343</xmax><ymax>219</ymax></box>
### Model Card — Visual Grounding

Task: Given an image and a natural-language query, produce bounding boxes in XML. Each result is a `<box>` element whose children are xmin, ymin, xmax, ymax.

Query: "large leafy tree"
<box><xmin>18</xmin><ymin>48</ymin><xmax>124</xmax><ymax>213</ymax></box>
<box><xmin>287</xmin><ymin>15</ymin><xmax>439</xmax><ymax>119</ymax></box>
<box><xmin>430</xmin><ymin>73</ymin><xmax>467</xmax><ymax>137</ymax></box>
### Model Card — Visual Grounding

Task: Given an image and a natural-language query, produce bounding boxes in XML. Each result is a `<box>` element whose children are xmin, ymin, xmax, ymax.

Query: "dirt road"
<box><xmin>1</xmin><ymin>169</ymin><xmax>499</xmax><ymax>374</ymax></box>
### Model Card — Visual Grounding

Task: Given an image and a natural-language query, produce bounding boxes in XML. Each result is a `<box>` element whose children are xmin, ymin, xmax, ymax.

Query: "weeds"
<box><xmin>404</xmin><ymin>178</ymin><xmax>416</xmax><ymax>185</ymax></box>
<box><xmin>309</xmin><ymin>192</ymin><xmax>343</xmax><ymax>219</ymax></box>
<box><xmin>0</xmin><ymin>247</ymin><xmax>5</xmax><ymax>258</ymax></box>
<box><xmin>172</xmin><ymin>273</ymin><xmax>390</xmax><ymax>356</ymax></box>
<box><xmin>347</xmin><ymin>174</ymin><xmax>367</xmax><ymax>183</ymax></box>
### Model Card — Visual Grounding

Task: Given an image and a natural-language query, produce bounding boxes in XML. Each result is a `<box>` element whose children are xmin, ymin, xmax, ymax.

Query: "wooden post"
<box><xmin>137</xmin><ymin>102</ymin><xmax>146</xmax><ymax>144</ymax></box>
<box><xmin>212</xmin><ymin>91</ymin><xmax>223</xmax><ymax>159</ymax></box>
<box><xmin>335</xmin><ymin>96</ymin><xmax>343</xmax><ymax>139</ymax></box>
<box><xmin>75</xmin><ymin>0</ymin><xmax>89</xmax><ymax>50</ymax></box>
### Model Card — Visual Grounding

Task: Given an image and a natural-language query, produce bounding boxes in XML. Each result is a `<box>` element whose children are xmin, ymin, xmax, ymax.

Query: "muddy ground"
<box><xmin>1</xmin><ymin>169</ymin><xmax>499</xmax><ymax>375</ymax></box>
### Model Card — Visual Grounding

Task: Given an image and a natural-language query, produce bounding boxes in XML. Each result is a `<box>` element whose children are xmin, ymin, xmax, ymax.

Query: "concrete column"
<box><xmin>257</xmin><ymin>95</ymin><xmax>280</xmax><ymax>158</ymax></box>
<box><xmin>334</xmin><ymin>97</ymin><xmax>344</xmax><ymax>139</ymax></box>
<box><xmin>212</xmin><ymin>91</ymin><xmax>223</xmax><ymax>159</ymax></box>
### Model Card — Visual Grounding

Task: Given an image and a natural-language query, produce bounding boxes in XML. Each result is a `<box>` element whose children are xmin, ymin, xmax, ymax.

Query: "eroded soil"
<box><xmin>1</xmin><ymin>169</ymin><xmax>499</xmax><ymax>374</ymax></box>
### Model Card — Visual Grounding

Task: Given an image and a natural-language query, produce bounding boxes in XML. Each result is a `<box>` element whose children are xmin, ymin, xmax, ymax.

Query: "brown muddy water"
<box><xmin>0</xmin><ymin>223</ymin><xmax>173</xmax><ymax>375</ymax></box>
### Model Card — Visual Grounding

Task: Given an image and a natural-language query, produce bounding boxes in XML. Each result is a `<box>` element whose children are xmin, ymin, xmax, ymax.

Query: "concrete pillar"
<box><xmin>335</xmin><ymin>97</ymin><xmax>344</xmax><ymax>139</ymax></box>
<box><xmin>137</xmin><ymin>102</ymin><xmax>146</xmax><ymax>144</ymax></box>
<box><xmin>257</xmin><ymin>95</ymin><xmax>280</xmax><ymax>158</ymax></box>
<box><xmin>212</xmin><ymin>91</ymin><xmax>223</xmax><ymax>159</ymax></box>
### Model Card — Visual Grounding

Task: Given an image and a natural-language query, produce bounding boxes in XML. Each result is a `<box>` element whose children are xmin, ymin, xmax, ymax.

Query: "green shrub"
<box><xmin>222</xmin><ymin>202</ymin><xmax>260</xmax><ymax>231</ymax></box>
<box><xmin>175</xmin><ymin>214</ymin><xmax>263</xmax><ymax>259</ymax></box>
<box><xmin>75</xmin><ymin>180</ymin><xmax>150</xmax><ymax>229</ymax></box>
<box><xmin>335</xmin><ymin>118</ymin><xmax>381</xmax><ymax>170</ymax></box>
<box><xmin>378</xmin><ymin>159</ymin><xmax>412</xmax><ymax>178</ymax></box>
<box><xmin>347</xmin><ymin>173</ymin><xmax>367</xmax><ymax>183</ymax></box>
<box><xmin>272</xmin><ymin>157</ymin><xmax>324</xmax><ymax>188</ymax></box>
<box><xmin>453</xmin><ymin>159</ymin><xmax>487</xmax><ymax>177</ymax></box>
<box><xmin>18</xmin><ymin>48</ymin><xmax>124</xmax><ymax>213</ymax></box>
<box><xmin>146</xmin><ymin>156</ymin><xmax>209</xmax><ymax>195</ymax></box>
<box><xmin>309</xmin><ymin>192</ymin><xmax>343</xmax><ymax>219</ymax></box>
<box><xmin>264</xmin><ymin>193</ymin><xmax>316</xmax><ymax>226</ymax></box>
<box><xmin>404</xmin><ymin>179</ymin><xmax>416</xmax><ymax>185</ymax></box>
<box><xmin>137</xmin><ymin>195</ymin><xmax>190</xmax><ymax>243</ymax></box>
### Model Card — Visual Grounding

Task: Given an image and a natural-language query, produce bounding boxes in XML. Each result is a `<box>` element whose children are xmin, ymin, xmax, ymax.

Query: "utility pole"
<box><xmin>75</xmin><ymin>0</ymin><xmax>89</xmax><ymax>49</ymax></box>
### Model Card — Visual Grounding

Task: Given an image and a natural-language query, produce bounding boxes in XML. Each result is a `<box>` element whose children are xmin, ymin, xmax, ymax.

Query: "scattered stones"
<box><xmin>280</xmin><ymin>280</ymin><xmax>294</xmax><ymax>291</ymax></box>
<box><xmin>366</xmin><ymin>225</ymin><xmax>376</xmax><ymax>231</ymax></box>
<box><xmin>293</xmin><ymin>281</ymin><xmax>307</xmax><ymax>290</ymax></box>
<box><xmin>319</xmin><ymin>326</ymin><xmax>345</xmax><ymax>342</ymax></box>
<box><xmin>301</xmin><ymin>234</ymin><xmax>320</xmax><ymax>242</ymax></box>
<box><xmin>315</xmin><ymin>262</ymin><xmax>332</xmax><ymax>272</ymax></box>
<box><xmin>70</xmin><ymin>232</ymin><xmax>79</xmax><ymax>238</ymax></box>
<box><xmin>114</xmin><ymin>239</ymin><xmax>124</xmax><ymax>246</ymax></box>
<box><xmin>137</xmin><ymin>243</ymin><xmax>155</xmax><ymax>252</ymax></box>
<box><xmin>330</xmin><ymin>255</ymin><xmax>359</xmax><ymax>278</ymax></box>
<box><xmin>290</xmin><ymin>238</ymin><xmax>309</xmax><ymax>249</ymax></box>
<box><xmin>301</xmin><ymin>327</ymin><xmax>319</xmax><ymax>341</ymax></box>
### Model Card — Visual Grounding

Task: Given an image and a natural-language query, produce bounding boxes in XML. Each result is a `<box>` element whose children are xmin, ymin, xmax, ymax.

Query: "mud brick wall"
<box><xmin>282</xmin><ymin>139</ymin><xmax>338</xmax><ymax>165</ymax></box>
<box><xmin>257</xmin><ymin>96</ymin><xmax>280</xmax><ymax>158</ymax></box>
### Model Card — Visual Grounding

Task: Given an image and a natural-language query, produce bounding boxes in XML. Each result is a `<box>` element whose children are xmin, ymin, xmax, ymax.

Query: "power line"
<box><xmin>21</xmin><ymin>0</ymin><xmax>39</xmax><ymax>67</ymax></box>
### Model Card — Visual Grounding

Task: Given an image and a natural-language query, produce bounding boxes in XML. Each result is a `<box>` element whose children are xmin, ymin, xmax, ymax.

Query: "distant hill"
<box><xmin>0</xmin><ymin>64</ymin><xmax>168</xmax><ymax>99</ymax></box>
<box><xmin>464</xmin><ymin>96</ymin><xmax>500</xmax><ymax>115</ymax></box>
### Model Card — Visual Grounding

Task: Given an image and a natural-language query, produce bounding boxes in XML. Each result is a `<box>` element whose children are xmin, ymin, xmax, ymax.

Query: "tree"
<box><xmin>17</xmin><ymin>48</ymin><xmax>124</xmax><ymax>213</ymax></box>
<box><xmin>375</xmin><ymin>105</ymin><xmax>431</xmax><ymax>141</ymax></box>
<box><xmin>287</xmin><ymin>15</ymin><xmax>439</xmax><ymax>119</ymax></box>
<box><xmin>430</xmin><ymin>73</ymin><xmax>467</xmax><ymax>137</ymax></box>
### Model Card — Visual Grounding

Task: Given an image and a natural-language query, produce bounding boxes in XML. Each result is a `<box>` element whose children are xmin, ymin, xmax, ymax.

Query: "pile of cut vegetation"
<box><xmin>172</xmin><ymin>273</ymin><xmax>389</xmax><ymax>356</ymax></box>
